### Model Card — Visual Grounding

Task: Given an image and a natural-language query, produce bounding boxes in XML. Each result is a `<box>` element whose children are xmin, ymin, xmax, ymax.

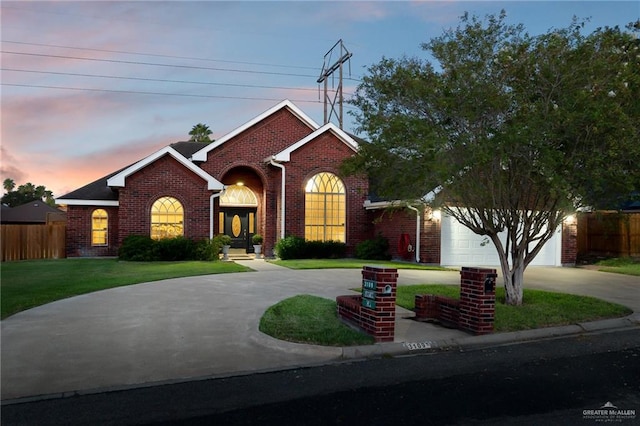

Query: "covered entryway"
<box><xmin>440</xmin><ymin>213</ymin><xmax>561</xmax><ymax>266</ymax></box>
<box><xmin>219</xmin><ymin>184</ymin><xmax>258</xmax><ymax>252</ymax></box>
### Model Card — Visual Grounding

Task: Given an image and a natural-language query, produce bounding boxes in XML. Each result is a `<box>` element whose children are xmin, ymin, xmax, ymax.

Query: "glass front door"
<box><xmin>221</xmin><ymin>208</ymin><xmax>257</xmax><ymax>251</ymax></box>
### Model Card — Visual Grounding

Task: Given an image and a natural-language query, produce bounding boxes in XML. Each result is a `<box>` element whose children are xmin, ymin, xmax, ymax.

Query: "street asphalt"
<box><xmin>1</xmin><ymin>260</ymin><xmax>639</xmax><ymax>402</ymax></box>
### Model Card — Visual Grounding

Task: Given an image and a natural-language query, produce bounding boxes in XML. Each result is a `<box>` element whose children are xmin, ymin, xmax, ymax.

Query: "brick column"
<box><xmin>361</xmin><ymin>266</ymin><xmax>398</xmax><ymax>342</ymax></box>
<box><xmin>459</xmin><ymin>267</ymin><xmax>497</xmax><ymax>335</ymax></box>
<box><xmin>561</xmin><ymin>218</ymin><xmax>578</xmax><ymax>266</ymax></box>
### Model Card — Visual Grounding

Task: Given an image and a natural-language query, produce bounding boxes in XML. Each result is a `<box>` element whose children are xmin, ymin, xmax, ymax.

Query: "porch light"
<box><xmin>564</xmin><ymin>214</ymin><xmax>576</xmax><ymax>225</ymax></box>
<box><xmin>432</xmin><ymin>209</ymin><xmax>442</xmax><ymax>222</ymax></box>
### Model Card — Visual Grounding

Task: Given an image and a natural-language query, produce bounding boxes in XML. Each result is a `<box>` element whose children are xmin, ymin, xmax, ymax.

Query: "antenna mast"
<box><xmin>317</xmin><ymin>39</ymin><xmax>352</xmax><ymax>129</ymax></box>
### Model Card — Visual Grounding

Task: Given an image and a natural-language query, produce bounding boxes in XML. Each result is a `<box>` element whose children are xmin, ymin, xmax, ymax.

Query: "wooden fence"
<box><xmin>1</xmin><ymin>224</ymin><xmax>66</xmax><ymax>261</ymax></box>
<box><xmin>577</xmin><ymin>212</ymin><xmax>640</xmax><ymax>258</ymax></box>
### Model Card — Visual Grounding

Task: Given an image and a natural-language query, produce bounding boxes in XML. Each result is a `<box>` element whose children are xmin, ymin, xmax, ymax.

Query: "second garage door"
<box><xmin>440</xmin><ymin>213</ymin><xmax>561</xmax><ymax>266</ymax></box>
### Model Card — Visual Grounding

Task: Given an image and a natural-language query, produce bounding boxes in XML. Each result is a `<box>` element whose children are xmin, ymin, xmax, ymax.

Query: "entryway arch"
<box><xmin>219</xmin><ymin>184</ymin><xmax>259</xmax><ymax>250</ymax></box>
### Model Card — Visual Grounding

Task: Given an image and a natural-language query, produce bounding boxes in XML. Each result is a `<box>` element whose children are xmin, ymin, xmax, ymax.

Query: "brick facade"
<box><xmin>64</xmin><ymin>103</ymin><xmax>371</xmax><ymax>258</ymax></box>
<box><xmin>371</xmin><ymin>207</ymin><xmax>441</xmax><ymax>264</ymax></box>
<box><xmin>66</xmin><ymin>205</ymin><xmax>119</xmax><ymax>257</ymax></box>
<box><xmin>62</xmin><ymin>100</ymin><xmax>577</xmax><ymax>265</ymax></box>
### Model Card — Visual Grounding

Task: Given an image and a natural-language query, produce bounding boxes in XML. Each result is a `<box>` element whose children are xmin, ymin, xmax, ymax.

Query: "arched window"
<box><xmin>91</xmin><ymin>209</ymin><xmax>108</xmax><ymax>246</ymax></box>
<box><xmin>305</xmin><ymin>172</ymin><xmax>346</xmax><ymax>242</ymax></box>
<box><xmin>220</xmin><ymin>184</ymin><xmax>258</xmax><ymax>207</ymax></box>
<box><xmin>151</xmin><ymin>197</ymin><xmax>184</xmax><ymax>239</ymax></box>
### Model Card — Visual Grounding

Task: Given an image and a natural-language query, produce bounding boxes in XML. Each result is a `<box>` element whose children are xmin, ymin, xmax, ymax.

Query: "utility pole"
<box><xmin>317</xmin><ymin>39</ymin><xmax>352</xmax><ymax>129</ymax></box>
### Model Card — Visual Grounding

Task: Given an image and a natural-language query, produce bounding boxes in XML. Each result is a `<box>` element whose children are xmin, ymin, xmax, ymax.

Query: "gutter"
<box><xmin>209</xmin><ymin>188</ymin><xmax>226</xmax><ymax>239</ymax></box>
<box><xmin>269</xmin><ymin>157</ymin><xmax>286</xmax><ymax>239</ymax></box>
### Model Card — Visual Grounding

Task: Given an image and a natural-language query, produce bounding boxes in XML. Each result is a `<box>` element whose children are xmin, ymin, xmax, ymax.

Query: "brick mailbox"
<box><xmin>337</xmin><ymin>266</ymin><xmax>398</xmax><ymax>342</ymax></box>
<box><xmin>459</xmin><ymin>267</ymin><xmax>497</xmax><ymax>335</ymax></box>
<box><xmin>415</xmin><ymin>266</ymin><xmax>497</xmax><ymax>335</ymax></box>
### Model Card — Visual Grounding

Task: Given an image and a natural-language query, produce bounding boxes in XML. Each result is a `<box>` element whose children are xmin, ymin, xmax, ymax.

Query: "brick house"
<box><xmin>57</xmin><ymin>100</ymin><xmax>577</xmax><ymax>265</ymax></box>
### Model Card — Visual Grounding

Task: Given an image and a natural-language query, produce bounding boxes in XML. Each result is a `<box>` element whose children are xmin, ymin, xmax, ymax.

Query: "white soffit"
<box><xmin>54</xmin><ymin>199</ymin><xmax>119</xmax><ymax>206</ymax></box>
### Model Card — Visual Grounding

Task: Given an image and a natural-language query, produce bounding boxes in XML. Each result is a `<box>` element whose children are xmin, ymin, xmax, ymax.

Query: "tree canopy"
<box><xmin>347</xmin><ymin>12</ymin><xmax>640</xmax><ymax>305</ymax></box>
<box><xmin>1</xmin><ymin>180</ymin><xmax>56</xmax><ymax>207</ymax></box>
<box><xmin>188</xmin><ymin>123</ymin><xmax>213</xmax><ymax>143</ymax></box>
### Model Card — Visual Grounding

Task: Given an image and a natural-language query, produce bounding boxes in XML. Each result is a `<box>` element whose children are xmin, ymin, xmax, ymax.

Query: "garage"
<box><xmin>440</xmin><ymin>213</ymin><xmax>561</xmax><ymax>266</ymax></box>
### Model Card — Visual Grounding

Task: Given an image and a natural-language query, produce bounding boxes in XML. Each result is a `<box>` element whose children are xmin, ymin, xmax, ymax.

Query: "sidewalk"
<box><xmin>2</xmin><ymin>261</ymin><xmax>639</xmax><ymax>402</ymax></box>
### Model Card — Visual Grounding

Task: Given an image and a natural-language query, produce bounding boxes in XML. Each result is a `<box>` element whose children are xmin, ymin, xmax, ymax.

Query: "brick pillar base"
<box><xmin>459</xmin><ymin>267</ymin><xmax>497</xmax><ymax>335</ymax></box>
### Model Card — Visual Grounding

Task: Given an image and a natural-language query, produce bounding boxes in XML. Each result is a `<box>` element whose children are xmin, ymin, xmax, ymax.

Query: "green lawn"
<box><xmin>259</xmin><ymin>285</ymin><xmax>631</xmax><ymax>346</ymax></box>
<box><xmin>271</xmin><ymin>258</ymin><xmax>449</xmax><ymax>270</ymax></box>
<box><xmin>1</xmin><ymin>258</ymin><xmax>250</xmax><ymax>319</ymax></box>
<box><xmin>396</xmin><ymin>285</ymin><xmax>632</xmax><ymax>332</ymax></box>
<box><xmin>595</xmin><ymin>257</ymin><xmax>640</xmax><ymax>276</ymax></box>
<box><xmin>259</xmin><ymin>295</ymin><xmax>375</xmax><ymax>346</ymax></box>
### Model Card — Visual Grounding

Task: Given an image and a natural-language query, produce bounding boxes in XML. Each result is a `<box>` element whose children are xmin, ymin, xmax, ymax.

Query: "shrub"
<box><xmin>155</xmin><ymin>236</ymin><xmax>196</xmax><ymax>261</ymax></box>
<box><xmin>275</xmin><ymin>236</ymin><xmax>346</xmax><ymax>260</ymax></box>
<box><xmin>355</xmin><ymin>234</ymin><xmax>391</xmax><ymax>260</ymax></box>
<box><xmin>275</xmin><ymin>236</ymin><xmax>307</xmax><ymax>260</ymax></box>
<box><xmin>213</xmin><ymin>234</ymin><xmax>232</xmax><ymax>247</ymax></box>
<box><xmin>252</xmin><ymin>234</ymin><xmax>263</xmax><ymax>245</ymax></box>
<box><xmin>194</xmin><ymin>238</ymin><xmax>219</xmax><ymax>261</ymax></box>
<box><xmin>119</xmin><ymin>235</ymin><xmax>157</xmax><ymax>261</ymax></box>
<box><xmin>119</xmin><ymin>235</ymin><xmax>221</xmax><ymax>261</ymax></box>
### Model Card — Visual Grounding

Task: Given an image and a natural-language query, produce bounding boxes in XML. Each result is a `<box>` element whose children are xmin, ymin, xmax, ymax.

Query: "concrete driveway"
<box><xmin>1</xmin><ymin>262</ymin><xmax>638</xmax><ymax>400</ymax></box>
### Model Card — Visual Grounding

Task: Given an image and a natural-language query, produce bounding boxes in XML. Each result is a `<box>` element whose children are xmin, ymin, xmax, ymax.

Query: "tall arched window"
<box><xmin>91</xmin><ymin>209</ymin><xmax>108</xmax><ymax>246</ymax></box>
<box><xmin>151</xmin><ymin>197</ymin><xmax>184</xmax><ymax>239</ymax></box>
<box><xmin>305</xmin><ymin>172</ymin><xmax>346</xmax><ymax>242</ymax></box>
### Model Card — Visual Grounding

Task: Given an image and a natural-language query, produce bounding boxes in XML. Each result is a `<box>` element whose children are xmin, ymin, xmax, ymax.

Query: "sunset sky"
<box><xmin>2</xmin><ymin>1</ymin><xmax>638</xmax><ymax>199</ymax></box>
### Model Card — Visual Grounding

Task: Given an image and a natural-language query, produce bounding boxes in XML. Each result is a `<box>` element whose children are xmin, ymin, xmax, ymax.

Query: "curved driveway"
<box><xmin>1</xmin><ymin>262</ymin><xmax>638</xmax><ymax>400</ymax></box>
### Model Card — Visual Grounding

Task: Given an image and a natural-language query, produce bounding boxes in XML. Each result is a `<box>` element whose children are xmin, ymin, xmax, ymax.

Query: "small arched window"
<box><xmin>151</xmin><ymin>197</ymin><xmax>184</xmax><ymax>239</ymax></box>
<box><xmin>91</xmin><ymin>209</ymin><xmax>108</xmax><ymax>246</ymax></box>
<box><xmin>304</xmin><ymin>172</ymin><xmax>346</xmax><ymax>242</ymax></box>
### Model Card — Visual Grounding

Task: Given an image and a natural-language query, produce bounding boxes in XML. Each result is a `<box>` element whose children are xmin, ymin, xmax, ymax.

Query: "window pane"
<box><xmin>151</xmin><ymin>197</ymin><xmax>184</xmax><ymax>239</ymax></box>
<box><xmin>304</xmin><ymin>173</ymin><xmax>345</xmax><ymax>242</ymax></box>
<box><xmin>91</xmin><ymin>209</ymin><xmax>108</xmax><ymax>246</ymax></box>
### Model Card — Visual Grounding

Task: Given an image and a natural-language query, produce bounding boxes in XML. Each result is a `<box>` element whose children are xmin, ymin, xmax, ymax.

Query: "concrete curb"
<box><xmin>340</xmin><ymin>314</ymin><xmax>640</xmax><ymax>360</ymax></box>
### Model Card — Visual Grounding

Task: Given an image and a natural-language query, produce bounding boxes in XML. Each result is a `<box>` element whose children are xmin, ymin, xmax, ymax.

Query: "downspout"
<box><xmin>269</xmin><ymin>156</ymin><xmax>286</xmax><ymax>240</ymax></box>
<box><xmin>407</xmin><ymin>205</ymin><xmax>421</xmax><ymax>263</ymax></box>
<box><xmin>209</xmin><ymin>188</ymin><xmax>226</xmax><ymax>239</ymax></box>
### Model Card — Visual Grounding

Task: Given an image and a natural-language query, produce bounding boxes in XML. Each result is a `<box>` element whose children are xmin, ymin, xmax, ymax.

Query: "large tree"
<box><xmin>347</xmin><ymin>12</ymin><xmax>640</xmax><ymax>305</ymax></box>
<box><xmin>1</xmin><ymin>181</ymin><xmax>56</xmax><ymax>207</ymax></box>
<box><xmin>188</xmin><ymin>123</ymin><xmax>213</xmax><ymax>143</ymax></box>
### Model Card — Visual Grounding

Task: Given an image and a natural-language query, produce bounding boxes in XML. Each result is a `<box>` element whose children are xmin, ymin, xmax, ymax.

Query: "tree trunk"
<box><xmin>501</xmin><ymin>261</ymin><xmax>525</xmax><ymax>306</ymax></box>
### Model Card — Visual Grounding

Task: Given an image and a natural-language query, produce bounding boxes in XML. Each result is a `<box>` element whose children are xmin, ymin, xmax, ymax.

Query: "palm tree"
<box><xmin>3</xmin><ymin>178</ymin><xmax>15</xmax><ymax>193</ymax></box>
<box><xmin>188</xmin><ymin>123</ymin><xmax>213</xmax><ymax>143</ymax></box>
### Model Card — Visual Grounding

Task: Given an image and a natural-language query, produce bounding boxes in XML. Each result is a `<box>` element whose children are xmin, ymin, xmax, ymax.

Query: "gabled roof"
<box><xmin>56</xmin><ymin>167</ymin><xmax>124</xmax><ymax>206</ymax></box>
<box><xmin>1</xmin><ymin>201</ymin><xmax>66</xmax><ymax>224</ymax></box>
<box><xmin>107</xmin><ymin>146</ymin><xmax>224</xmax><ymax>190</ymax></box>
<box><xmin>170</xmin><ymin>141</ymin><xmax>212</xmax><ymax>158</ymax></box>
<box><xmin>271</xmin><ymin>122</ymin><xmax>359</xmax><ymax>162</ymax></box>
<box><xmin>191</xmin><ymin>99</ymin><xmax>320</xmax><ymax>162</ymax></box>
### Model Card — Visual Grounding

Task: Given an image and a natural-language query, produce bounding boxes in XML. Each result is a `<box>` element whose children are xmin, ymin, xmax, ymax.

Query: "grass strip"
<box><xmin>595</xmin><ymin>257</ymin><xmax>640</xmax><ymax>276</ymax></box>
<box><xmin>271</xmin><ymin>258</ymin><xmax>449</xmax><ymax>270</ymax></box>
<box><xmin>259</xmin><ymin>294</ymin><xmax>375</xmax><ymax>346</ymax></box>
<box><xmin>396</xmin><ymin>285</ymin><xmax>632</xmax><ymax>332</ymax></box>
<box><xmin>1</xmin><ymin>258</ymin><xmax>250</xmax><ymax>319</ymax></box>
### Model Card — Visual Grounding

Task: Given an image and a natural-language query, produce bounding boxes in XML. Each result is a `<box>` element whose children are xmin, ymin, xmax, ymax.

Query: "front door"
<box><xmin>222</xmin><ymin>208</ymin><xmax>257</xmax><ymax>251</ymax></box>
<box><xmin>224</xmin><ymin>209</ymin><xmax>248</xmax><ymax>249</ymax></box>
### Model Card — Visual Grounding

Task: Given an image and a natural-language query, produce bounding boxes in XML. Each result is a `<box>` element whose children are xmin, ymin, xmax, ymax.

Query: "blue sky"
<box><xmin>2</xmin><ymin>1</ymin><xmax>638</xmax><ymax>198</ymax></box>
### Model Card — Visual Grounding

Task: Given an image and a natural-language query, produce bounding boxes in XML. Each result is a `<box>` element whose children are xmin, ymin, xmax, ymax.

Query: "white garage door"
<box><xmin>440</xmin><ymin>213</ymin><xmax>561</xmax><ymax>266</ymax></box>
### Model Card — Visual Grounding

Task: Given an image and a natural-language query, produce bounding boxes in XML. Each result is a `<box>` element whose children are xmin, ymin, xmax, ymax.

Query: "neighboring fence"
<box><xmin>577</xmin><ymin>212</ymin><xmax>640</xmax><ymax>258</ymax></box>
<box><xmin>1</xmin><ymin>224</ymin><xmax>66</xmax><ymax>261</ymax></box>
